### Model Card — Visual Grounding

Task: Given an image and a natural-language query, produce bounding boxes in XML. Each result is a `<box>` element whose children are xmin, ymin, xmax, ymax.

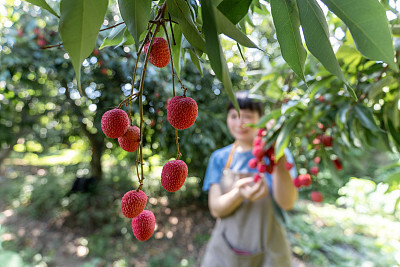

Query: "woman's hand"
<box><xmin>235</xmin><ymin>177</ymin><xmax>268</xmax><ymax>202</ymax></box>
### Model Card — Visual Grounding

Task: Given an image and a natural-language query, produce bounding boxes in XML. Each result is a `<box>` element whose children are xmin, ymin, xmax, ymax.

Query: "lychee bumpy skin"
<box><xmin>167</xmin><ymin>96</ymin><xmax>198</xmax><ymax>130</ymax></box>
<box><xmin>101</xmin><ymin>109</ymin><xmax>129</xmax><ymax>139</ymax></box>
<box><xmin>132</xmin><ymin>210</ymin><xmax>156</xmax><ymax>241</ymax></box>
<box><xmin>121</xmin><ymin>190</ymin><xmax>147</xmax><ymax>219</ymax></box>
<box><xmin>161</xmin><ymin>160</ymin><xmax>188</xmax><ymax>192</ymax></box>
<box><xmin>144</xmin><ymin>37</ymin><xmax>170</xmax><ymax>68</ymax></box>
<box><xmin>118</xmin><ymin>126</ymin><xmax>140</xmax><ymax>152</ymax></box>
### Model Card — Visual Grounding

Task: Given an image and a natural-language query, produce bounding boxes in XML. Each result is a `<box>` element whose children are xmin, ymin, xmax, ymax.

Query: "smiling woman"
<box><xmin>201</xmin><ymin>91</ymin><xmax>298</xmax><ymax>267</ymax></box>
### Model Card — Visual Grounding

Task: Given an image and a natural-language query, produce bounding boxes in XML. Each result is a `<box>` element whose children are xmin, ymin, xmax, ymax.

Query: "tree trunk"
<box><xmin>90</xmin><ymin>137</ymin><xmax>104</xmax><ymax>180</ymax></box>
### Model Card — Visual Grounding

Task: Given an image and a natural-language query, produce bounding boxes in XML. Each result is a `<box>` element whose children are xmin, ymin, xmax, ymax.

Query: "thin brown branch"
<box><xmin>99</xmin><ymin>22</ymin><xmax>125</xmax><ymax>32</ymax></box>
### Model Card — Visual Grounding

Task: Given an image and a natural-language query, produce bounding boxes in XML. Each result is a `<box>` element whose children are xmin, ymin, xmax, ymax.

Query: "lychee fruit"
<box><xmin>101</xmin><ymin>109</ymin><xmax>129</xmax><ymax>138</ymax></box>
<box><xmin>253</xmin><ymin>136</ymin><xmax>264</xmax><ymax>147</ymax></box>
<box><xmin>144</xmin><ymin>37</ymin><xmax>170</xmax><ymax>68</ymax></box>
<box><xmin>248</xmin><ymin>158</ymin><xmax>258</xmax><ymax>169</ymax></box>
<box><xmin>257</xmin><ymin>163</ymin><xmax>268</xmax><ymax>173</ymax></box>
<box><xmin>118</xmin><ymin>126</ymin><xmax>140</xmax><ymax>152</ymax></box>
<box><xmin>254</xmin><ymin>173</ymin><xmax>262</xmax><ymax>183</ymax></box>
<box><xmin>167</xmin><ymin>96</ymin><xmax>198</xmax><ymax>130</ymax></box>
<box><xmin>284</xmin><ymin>162</ymin><xmax>293</xmax><ymax>170</ymax></box>
<box><xmin>293</xmin><ymin>177</ymin><xmax>302</xmax><ymax>188</ymax></box>
<box><xmin>333</xmin><ymin>158</ymin><xmax>343</xmax><ymax>170</ymax></box>
<box><xmin>314</xmin><ymin>156</ymin><xmax>321</xmax><ymax>164</ymax></box>
<box><xmin>252</xmin><ymin>146</ymin><xmax>264</xmax><ymax>160</ymax></box>
<box><xmin>161</xmin><ymin>160</ymin><xmax>188</xmax><ymax>192</ymax></box>
<box><xmin>299</xmin><ymin>174</ymin><xmax>312</xmax><ymax>187</ymax></box>
<box><xmin>311</xmin><ymin>191</ymin><xmax>324</xmax><ymax>203</ymax></box>
<box><xmin>132</xmin><ymin>210</ymin><xmax>155</xmax><ymax>241</ymax></box>
<box><xmin>121</xmin><ymin>190</ymin><xmax>147</xmax><ymax>219</ymax></box>
<box><xmin>257</xmin><ymin>129</ymin><xmax>267</xmax><ymax>137</ymax></box>
<box><xmin>310</xmin><ymin>166</ymin><xmax>319</xmax><ymax>175</ymax></box>
<box><xmin>322</xmin><ymin>135</ymin><xmax>333</xmax><ymax>147</ymax></box>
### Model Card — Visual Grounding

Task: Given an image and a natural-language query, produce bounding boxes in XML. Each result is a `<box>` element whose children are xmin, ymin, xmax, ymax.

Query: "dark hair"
<box><xmin>227</xmin><ymin>91</ymin><xmax>264</xmax><ymax>116</ymax></box>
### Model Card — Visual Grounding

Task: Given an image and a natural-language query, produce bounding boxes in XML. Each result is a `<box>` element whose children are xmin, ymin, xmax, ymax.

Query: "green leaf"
<box><xmin>118</xmin><ymin>0</ymin><xmax>151</xmax><ymax>51</ymax></box>
<box><xmin>59</xmin><ymin>0</ymin><xmax>108</xmax><ymax>95</ymax></box>
<box><xmin>215</xmin><ymin>9</ymin><xmax>261</xmax><ymax>50</ymax></box>
<box><xmin>99</xmin><ymin>23</ymin><xmax>127</xmax><ymax>50</ymax></box>
<box><xmin>367</xmin><ymin>76</ymin><xmax>394</xmax><ymax>100</ymax></box>
<box><xmin>296</xmin><ymin>0</ymin><xmax>356</xmax><ymax>99</ymax></box>
<box><xmin>256</xmin><ymin>109</ymin><xmax>282</xmax><ymax>127</ymax></box>
<box><xmin>321</xmin><ymin>0</ymin><xmax>398</xmax><ymax>72</ymax></box>
<box><xmin>201</xmin><ymin>0</ymin><xmax>239</xmax><ymax>113</ymax></box>
<box><xmin>188</xmin><ymin>49</ymin><xmax>203</xmax><ymax>76</ymax></box>
<box><xmin>24</xmin><ymin>0</ymin><xmax>59</xmax><ymax>18</ymax></box>
<box><xmin>271</xmin><ymin>0</ymin><xmax>306</xmax><ymax>81</ymax></box>
<box><xmin>172</xmin><ymin>24</ymin><xmax>182</xmax><ymax>77</ymax></box>
<box><xmin>354</xmin><ymin>104</ymin><xmax>381</xmax><ymax>132</ymax></box>
<box><xmin>275</xmin><ymin>115</ymin><xmax>300</xmax><ymax>160</ymax></box>
<box><xmin>217</xmin><ymin>0</ymin><xmax>252</xmax><ymax>24</ymax></box>
<box><xmin>336</xmin><ymin>104</ymin><xmax>350</xmax><ymax>130</ymax></box>
<box><xmin>0</xmin><ymin>250</ymin><xmax>24</xmax><ymax>267</ymax></box>
<box><xmin>167</xmin><ymin>0</ymin><xmax>206</xmax><ymax>52</ymax></box>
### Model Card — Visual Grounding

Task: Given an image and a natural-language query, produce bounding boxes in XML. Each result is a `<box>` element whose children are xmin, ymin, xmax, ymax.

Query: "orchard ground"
<box><xmin>0</xmin><ymin>153</ymin><xmax>399</xmax><ymax>266</ymax></box>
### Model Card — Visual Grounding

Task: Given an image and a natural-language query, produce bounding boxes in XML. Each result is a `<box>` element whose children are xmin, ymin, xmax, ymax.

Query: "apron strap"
<box><xmin>224</xmin><ymin>142</ymin><xmax>238</xmax><ymax>169</ymax></box>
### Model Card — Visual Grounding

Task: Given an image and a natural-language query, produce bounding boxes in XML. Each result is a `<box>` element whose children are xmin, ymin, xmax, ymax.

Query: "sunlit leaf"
<box><xmin>59</xmin><ymin>0</ymin><xmax>108</xmax><ymax>95</ymax></box>
<box><xmin>217</xmin><ymin>0</ymin><xmax>252</xmax><ymax>24</ymax></box>
<box><xmin>321</xmin><ymin>0</ymin><xmax>398</xmax><ymax>72</ymax></box>
<box><xmin>354</xmin><ymin>104</ymin><xmax>381</xmax><ymax>132</ymax></box>
<box><xmin>118</xmin><ymin>0</ymin><xmax>151</xmax><ymax>51</ymax></box>
<box><xmin>271</xmin><ymin>0</ymin><xmax>306</xmax><ymax>81</ymax></box>
<box><xmin>275</xmin><ymin>115</ymin><xmax>300</xmax><ymax>160</ymax></box>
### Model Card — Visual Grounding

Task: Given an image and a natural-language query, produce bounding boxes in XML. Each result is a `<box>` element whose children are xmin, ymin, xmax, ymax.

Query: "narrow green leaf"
<box><xmin>321</xmin><ymin>0</ymin><xmax>398</xmax><ymax>72</ymax></box>
<box><xmin>167</xmin><ymin>0</ymin><xmax>206</xmax><ymax>52</ymax></box>
<box><xmin>215</xmin><ymin>9</ymin><xmax>261</xmax><ymax>50</ymax></box>
<box><xmin>217</xmin><ymin>0</ymin><xmax>252</xmax><ymax>24</ymax></box>
<box><xmin>256</xmin><ymin>109</ymin><xmax>282</xmax><ymax>127</ymax></box>
<box><xmin>188</xmin><ymin>49</ymin><xmax>203</xmax><ymax>76</ymax></box>
<box><xmin>59</xmin><ymin>0</ymin><xmax>108</xmax><ymax>94</ymax></box>
<box><xmin>297</xmin><ymin>0</ymin><xmax>356</xmax><ymax>99</ymax></box>
<box><xmin>201</xmin><ymin>0</ymin><xmax>239</xmax><ymax>113</ymax></box>
<box><xmin>172</xmin><ymin>24</ymin><xmax>182</xmax><ymax>77</ymax></box>
<box><xmin>275</xmin><ymin>115</ymin><xmax>300</xmax><ymax>160</ymax></box>
<box><xmin>99</xmin><ymin>23</ymin><xmax>126</xmax><ymax>50</ymax></box>
<box><xmin>24</xmin><ymin>0</ymin><xmax>59</xmax><ymax>18</ymax></box>
<box><xmin>118</xmin><ymin>0</ymin><xmax>151</xmax><ymax>51</ymax></box>
<box><xmin>354</xmin><ymin>104</ymin><xmax>381</xmax><ymax>132</ymax></box>
<box><xmin>271</xmin><ymin>0</ymin><xmax>306</xmax><ymax>81</ymax></box>
<box><xmin>387</xmin><ymin>118</ymin><xmax>400</xmax><ymax>147</ymax></box>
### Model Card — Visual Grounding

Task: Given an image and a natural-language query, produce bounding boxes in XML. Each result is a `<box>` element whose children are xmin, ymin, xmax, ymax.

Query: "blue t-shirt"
<box><xmin>203</xmin><ymin>144</ymin><xmax>297</xmax><ymax>192</ymax></box>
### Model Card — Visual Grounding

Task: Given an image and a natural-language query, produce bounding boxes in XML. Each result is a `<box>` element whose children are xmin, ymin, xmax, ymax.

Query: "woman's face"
<box><xmin>227</xmin><ymin>108</ymin><xmax>260</xmax><ymax>143</ymax></box>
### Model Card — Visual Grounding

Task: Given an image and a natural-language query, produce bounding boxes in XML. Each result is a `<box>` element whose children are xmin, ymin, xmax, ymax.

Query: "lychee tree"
<box><xmin>13</xmin><ymin>0</ymin><xmax>400</xmax><ymax>238</ymax></box>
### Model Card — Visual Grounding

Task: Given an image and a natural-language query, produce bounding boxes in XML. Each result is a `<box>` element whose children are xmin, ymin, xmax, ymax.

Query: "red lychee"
<box><xmin>132</xmin><ymin>210</ymin><xmax>155</xmax><ymax>241</ymax></box>
<box><xmin>284</xmin><ymin>162</ymin><xmax>293</xmax><ymax>171</ymax></box>
<box><xmin>311</xmin><ymin>191</ymin><xmax>324</xmax><ymax>203</ymax></box>
<box><xmin>93</xmin><ymin>49</ymin><xmax>99</xmax><ymax>56</ymax></box>
<box><xmin>121</xmin><ymin>190</ymin><xmax>147</xmax><ymax>219</ymax></box>
<box><xmin>310</xmin><ymin>166</ymin><xmax>319</xmax><ymax>176</ymax></box>
<box><xmin>299</xmin><ymin>174</ymin><xmax>312</xmax><ymax>187</ymax></box>
<box><xmin>101</xmin><ymin>109</ymin><xmax>129</xmax><ymax>138</ymax></box>
<box><xmin>118</xmin><ymin>126</ymin><xmax>140</xmax><ymax>152</ymax></box>
<box><xmin>257</xmin><ymin>163</ymin><xmax>268</xmax><ymax>173</ymax></box>
<box><xmin>293</xmin><ymin>177</ymin><xmax>302</xmax><ymax>188</ymax></box>
<box><xmin>167</xmin><ymin>96</ymin><xmax>198</xmax><ymax>130</ymax></box>
<box><xmin>333</xmin><ymin>158</ymin><xmax>343</xmax><ymax>170</ymax></box>
<box><xmin>322</xmin><ymin>135</ymin><xmax>333</xmax><ymax>147</ymax></box>
<box><xmin>144</xmin><ymin>37</ymin><xmax>170</xmax><ymax>68</ymax></box>
<box><xmin>253</xmin><ymin>136</ymin><xmax>264</xmax><ymax>147</ymax></box>
<box><xmin>252</xmin><ymin>146</ymin><xmax>264</xmax><ymax>160</ymax></box>
<box><xmin>161</xmin><ymin>160</ymin><xmax>188</xmax><ymax>192</ymax></box>
<box><xmin>257</xmin><ymin>129</ymin><xmax>267</xmax><ymax>137</ymax></box>
<box><xmin>314</xmin><ymin>156</ymin><xmax>321</xmax><ymax>164</ymax></box>
<box><xmin>253</xmin><ymin>173</ymin><xmax>262</xmax><ymax>183</ymax></box>
<box><xmin>248</xmin><ymin>158</ymin><xmax>258</xmax><ymax>169</ymax></box>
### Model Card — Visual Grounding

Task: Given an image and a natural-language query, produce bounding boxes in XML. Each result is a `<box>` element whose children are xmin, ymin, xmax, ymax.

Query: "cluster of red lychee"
<box><xmin>100</xmin><ymin>48</ymin><xmax>198</xmax><ymax>240</ymax></box>
<box><xmin>248</xmin><ymin>129</ymin><xmax>276</xmax><ymax>182</ymax></box>
<box><xmin>101</xmin><ymin>109</ymin><xmax>140</xmax><ymax>152</ymax></box>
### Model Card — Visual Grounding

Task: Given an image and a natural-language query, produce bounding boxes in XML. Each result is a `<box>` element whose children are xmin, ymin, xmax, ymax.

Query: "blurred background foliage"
<box><xmin>1</xmin><ymin>0</ymin><xmax>400</xmax><ymax>266</ymax></box>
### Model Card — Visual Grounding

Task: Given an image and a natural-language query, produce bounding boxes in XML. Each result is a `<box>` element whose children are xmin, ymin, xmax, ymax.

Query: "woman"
<box><xmin>201</xmin><ymin>91</ymin><xmax>298</xmax><ymax>267</ymax></box>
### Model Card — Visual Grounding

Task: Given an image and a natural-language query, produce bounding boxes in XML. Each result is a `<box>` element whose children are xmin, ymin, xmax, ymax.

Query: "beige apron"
<box><xmin>202</xmin><ymin>144</ymin><xmax>292</xmax><ymax>267</ymax></box>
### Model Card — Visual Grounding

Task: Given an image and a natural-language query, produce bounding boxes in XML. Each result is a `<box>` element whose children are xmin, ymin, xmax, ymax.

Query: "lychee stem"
<box><xmin>161</xmin><ymin>21</ymin><xmax>182</xmax><ymax>161</ymax></box>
